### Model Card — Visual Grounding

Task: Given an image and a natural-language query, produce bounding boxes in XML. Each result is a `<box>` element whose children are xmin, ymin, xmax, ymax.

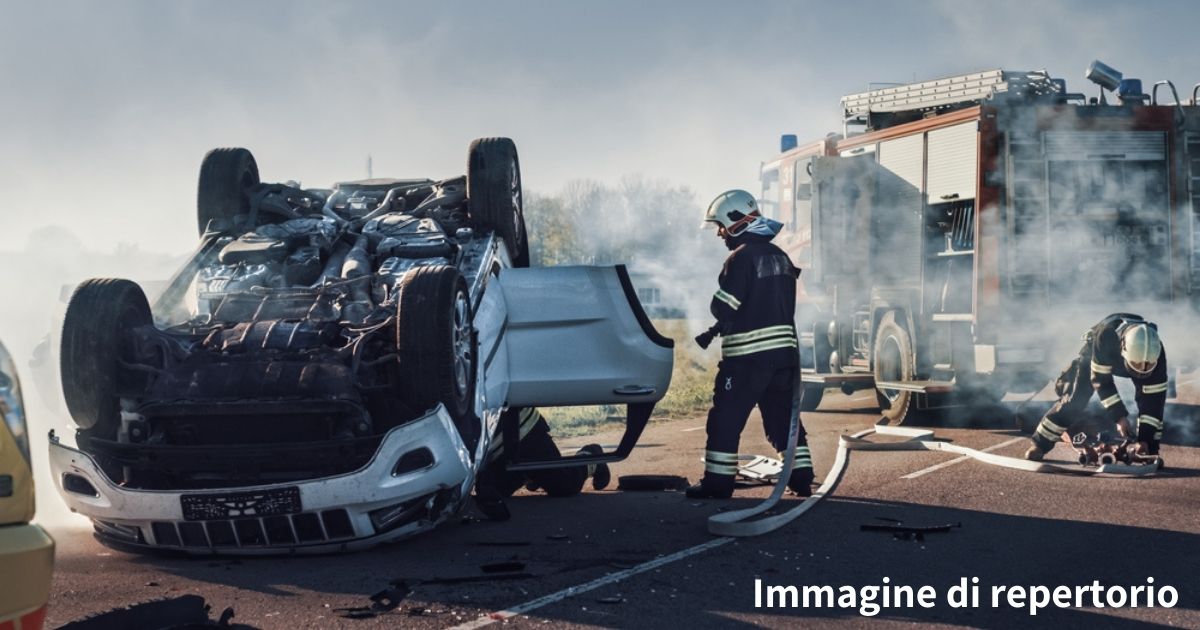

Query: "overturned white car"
<box><xmin>49</xmin><ymin>139</ymin><xmax>674</xmax><ymax>554</ymax></box>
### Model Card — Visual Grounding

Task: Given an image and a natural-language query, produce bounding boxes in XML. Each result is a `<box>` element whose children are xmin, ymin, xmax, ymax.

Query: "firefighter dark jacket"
<box><xmin>709</xmin><ymin>234</ymin><xmax>801</xmax><ymax>368</ymax></box>
<box><xmin>1087</xmin><ymin>313</ymin><xmax>1167</xmax><ymax>445</ymax></box>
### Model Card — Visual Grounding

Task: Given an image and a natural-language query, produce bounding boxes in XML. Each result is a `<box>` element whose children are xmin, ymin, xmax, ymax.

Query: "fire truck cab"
<box><xmin>762</xmin><ymin>64</ymin><xmax>1200</xmax><ymax>423</ymax></box>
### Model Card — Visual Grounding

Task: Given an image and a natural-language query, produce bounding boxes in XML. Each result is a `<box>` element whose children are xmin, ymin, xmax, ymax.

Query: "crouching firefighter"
<box><xmin>474</xmin><ymin>407</ymin><xmax>611</xmax><ymax>520</ymax></box>
<box><xmin>1025</xmin><ymin>313</ymin><xmax>1167</xmax><ymax>461</ymax></box>
<box><xmin>687</xmin><ymin>189</ymin><xmax>813</xmax><ymax>499</ymax></box>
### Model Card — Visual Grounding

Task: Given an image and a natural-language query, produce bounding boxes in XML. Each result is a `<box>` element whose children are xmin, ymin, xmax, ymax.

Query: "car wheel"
<box><xmin>396</xmin><ymin>265</ymin><xmax>474</xmax><ymax>419</ymax></box>
<box><xmin>197</xmin><ymin>147</ymin><xmax>260</xmax><ymax>236</ymax></box>
<box><xmin>873</xmin><ymin>311</ymin><xmax>915</xmax><ymax>425</ymax></box>
<box><xmin>467</xmin><ymin>137</ymin><xmax>529</xmax><ymax>267</ymax></box>
<box><xmin>60</xmin><ymin>278</ymin><xmax>152</xmax><ymax>443</ymax></box>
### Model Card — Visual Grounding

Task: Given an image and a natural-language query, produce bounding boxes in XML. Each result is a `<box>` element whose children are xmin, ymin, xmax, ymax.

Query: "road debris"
<box><xmin>860</xmin><ymin>521</ymin><xmax>963</xmax><ymax>541</ymax></box>
<box><xmin>370</xmin><ymin>584</ymin><xmax>411</xmax><ymax>611</ymax></box>
<box><xmin>617</xmin><ymin>474</ymin><xmax>689</xmax><ymax>491</ymax></box>
<box><xmin>736</xmin><ymin>455</ymin><xmax>783</xmax><ymax>484</ymax></box>
<box><xmin>334</xmin><ymin>582</ymin><xmax>411</xmax><ymax>619</ymax></box>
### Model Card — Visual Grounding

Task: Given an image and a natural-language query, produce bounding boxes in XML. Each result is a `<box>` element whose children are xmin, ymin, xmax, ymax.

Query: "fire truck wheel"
<box><xmin>873</xmin><ymin>311</ymin><xmax>915</xmax><ymax>424</ymax></box>
<box><xmin>197</xmin><ymin>147</ymin><xmax>260</xmax><ymax>236</ymax></box>
<box><xmin>800</xmin><ymin>384</ymin><xmax>825</xmax><ymax>411</ymax></box>
<box><xmin>800</xmin><ymin>321</ymin><xmax>832</xmax><ymax>411</ymax></box>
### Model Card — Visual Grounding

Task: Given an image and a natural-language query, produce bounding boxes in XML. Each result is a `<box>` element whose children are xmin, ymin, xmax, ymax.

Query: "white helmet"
<box><xmin>703</xmin><ymin>189</ymin><xmax>761</xmax><ymax>236</ymax></box>
<box><xmin>1119</xmin><ymin>321</ymin><xmax>1161</xmax><ymax>377</ymax></box>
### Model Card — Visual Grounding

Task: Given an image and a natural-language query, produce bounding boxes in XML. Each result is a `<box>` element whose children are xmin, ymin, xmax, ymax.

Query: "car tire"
<box><xmin>396</xmin><ymin>265</ymin><xmax>475</xmax><ymax>419</ymax></box>
<box><xmin>60</xmin><ymin>278</ymin><xmax>152</xmax><ymax>443</ymax></box>
<box><xmin>197</xmin><ymin>147</ymin><xmax>260</xmax><ymax>236</ymax></box>
<box><xmin>800</xmin><ymin>384</ymin><xmax>825</xmax><ymax>412</ymax></box>
<box><xmin>873</xmin><ymin>311</ymin><xmax>915</xmax><ymax>425</ymax></box>
<box><xmin>467</xmin><ymin>137</ymin><xmax>529</xmax><ymax>267</ymax></box>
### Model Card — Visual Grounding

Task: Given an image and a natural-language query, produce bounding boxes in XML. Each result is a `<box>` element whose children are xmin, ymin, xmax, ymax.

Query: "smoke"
<box><xmin>989</xmin><ymin>97</ymin><xmax>1200</xmax><ymax>434</ymax></box>
<box><xmin>0</xmin><ymin>228</ymin><xmax>184</xmax><ymax>530</ymax></box>
<box><xmin>525</xmin><ymin>176</ymin><xmax>726</xmax><ymax>335</ymax></box>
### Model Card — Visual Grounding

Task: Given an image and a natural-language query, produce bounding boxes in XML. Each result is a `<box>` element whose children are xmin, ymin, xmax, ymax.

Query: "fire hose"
<box><xmin>708</xmin><ymin>375</ymin><xmax>1161</xmax><ymax>538</ymax></box>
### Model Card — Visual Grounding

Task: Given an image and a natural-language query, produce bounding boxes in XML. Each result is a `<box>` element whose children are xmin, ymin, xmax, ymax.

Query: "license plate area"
<box><xmin>181</xmin><ymin>486</ymin><xmax>302</xmax><ymax>521</ymax></box>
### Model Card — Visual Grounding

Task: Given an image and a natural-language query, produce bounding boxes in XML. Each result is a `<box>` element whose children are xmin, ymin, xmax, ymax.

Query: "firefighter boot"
<box><xmin>686</xmin><ymin>473</ymin><xmax>735</xmax><ymax>499</ymax></box>
<box><xmin>788</xmin><ymin>466</ymin><xmax>815</xmax><ymax>497</ymax></box>
<box><xmin>576</xmin><ymin>444</ymin><xmax>611</xmax><ymax>490</ymax></box>
<box><xmin>1026</xmin><ymin>415</ymin><xmax>1064</xmax><ymax>460</ymax></box>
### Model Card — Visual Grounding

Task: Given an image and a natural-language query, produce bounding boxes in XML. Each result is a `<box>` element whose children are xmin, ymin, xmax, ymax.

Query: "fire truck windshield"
<box><xmin>760</xmin><ymin>167</ymin><xmax>780</xmax><ymax>215</ymax></box>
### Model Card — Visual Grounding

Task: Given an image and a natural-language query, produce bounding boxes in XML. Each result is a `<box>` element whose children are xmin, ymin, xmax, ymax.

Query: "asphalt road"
<box><xmin>41</xmin><ymin>391</ymin><xmax>1200</xmax><ymax>629</ymax></box>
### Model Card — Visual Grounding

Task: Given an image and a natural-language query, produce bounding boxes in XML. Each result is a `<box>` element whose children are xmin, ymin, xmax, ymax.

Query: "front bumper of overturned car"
<box><xmin>48</xmin><ymin>405</ymin><xmax>475</xmax><ymax>555</ymax></box>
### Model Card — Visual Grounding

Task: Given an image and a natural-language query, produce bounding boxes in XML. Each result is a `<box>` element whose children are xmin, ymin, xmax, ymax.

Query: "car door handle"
<box><xmin>613</xmin><ymin>385</ymin><xmax>656</xmax><ymax>396</ymax></box>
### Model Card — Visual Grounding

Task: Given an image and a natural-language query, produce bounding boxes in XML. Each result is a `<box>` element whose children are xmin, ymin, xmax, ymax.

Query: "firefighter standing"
<box><xmin>687</xmin><ymin>189</ymin><xmax>813</xmax><ymax>499</ymax></box>
<box><xmin>1026</xmin><ymin>313</ymin><xmax>1167</xmax><ymax>460</ymax></box>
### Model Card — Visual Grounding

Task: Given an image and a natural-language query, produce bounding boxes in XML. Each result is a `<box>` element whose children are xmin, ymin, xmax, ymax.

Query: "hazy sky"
<box><xmin>2</xmin><ymin>0</ymin><xmax>1197</xmax><ymax>253</ymax></box>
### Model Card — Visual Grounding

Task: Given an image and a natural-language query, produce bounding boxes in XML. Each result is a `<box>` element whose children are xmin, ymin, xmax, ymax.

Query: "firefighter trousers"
<box><xmin>1031</xmin><ymin>342</ymin><xmax>1114</xmax><ymax>452</ymax></box>
<box><xmin>701</xmin><ymin>362</ymin><xmax>812</xmax><ymax>495</ymax></box>
<box><xmin>480</xmin><ymin>418</ymin><xmax>590</xmax><ymax>498</ymax></box>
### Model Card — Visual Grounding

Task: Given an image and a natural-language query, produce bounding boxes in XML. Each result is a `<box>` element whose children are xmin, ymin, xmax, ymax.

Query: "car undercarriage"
<box><xmin>49</xmin><ymin>138</ymin><xmax>675</xmax><ymax>553</ymax></box>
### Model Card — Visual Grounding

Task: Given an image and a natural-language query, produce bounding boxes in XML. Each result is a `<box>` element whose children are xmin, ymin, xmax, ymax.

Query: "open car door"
<box><xmin>489</xmin><ymin>264</ymin><xmax>674</xmax><ymax>470</ymax></box>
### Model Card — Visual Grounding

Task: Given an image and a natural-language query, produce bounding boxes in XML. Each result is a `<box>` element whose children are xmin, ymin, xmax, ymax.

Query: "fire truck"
<box><xmin>761</xmin><ymin>62</ymin><xmax>1200</xmax><ymax>423</ymax></box>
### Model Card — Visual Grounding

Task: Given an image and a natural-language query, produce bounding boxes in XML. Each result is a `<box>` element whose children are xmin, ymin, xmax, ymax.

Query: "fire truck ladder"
<box><xmin>841</xmin><ymin>69</ymin><xmax>1061</xmax><ymax>130</ymax></box>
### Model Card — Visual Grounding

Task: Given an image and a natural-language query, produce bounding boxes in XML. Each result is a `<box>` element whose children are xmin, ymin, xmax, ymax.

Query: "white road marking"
<box><xmin>900</xmin><ymin>437</ymin><xmax>1025</xmax><ymax>479</ymax></box>
<box><xmin>449</xmin><ymin>536</ymin><xmax>734</xmax><ymax>629</ymax></box>
<box><xmin>680</xmin><ymin>425</ymin><xmax>706</xmax><ymax>432</ymax></box>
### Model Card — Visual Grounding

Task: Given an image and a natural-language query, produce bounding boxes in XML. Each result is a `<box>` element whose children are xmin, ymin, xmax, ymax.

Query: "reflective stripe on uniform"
<box><xmin>705</xmin><ymin>462</ymin><xmax>738</xmax><ymax>475</ymax></box>
<box><xmin>724</xmin><ymin>325</ymin><xmax>794</xmax><ymax>345</ymax></box>
<box><xmin>1137</xmin><ymin>415</ymin><xmax>1163</xmax><ymax>431</ymax></box>
<box><xmin>1041</xmin><ymin>418</ymin><xmax>1067</xmax><ymax>434</ymax></box>
<box><xmin>723</xmin><ymin>338</ymin><xmax>798</xmax><ymax>357</ymax></box>
<box><xmin>705</xmin><ymin>450</ymin><xmax>739</xmax><ymax>475</ymax></box>
<box><xmin>1036</xmin><ymin>422</ymin><xmax>1062</xmax><ymax>442</ymax></box>
<box><xmin>518</xmin><ymin>408</ymin><xmax>541</xmax><ymax>439</ymax></box>
<box><xmin>706</xmin><ymin>450</ymin><xmax>739</xmax><ymax>462</ymax></box>
<box><xmin>778</xmin><ymin>447</ymin><xmax>812</xmax><ymax>468</ymax></box>
<box><xmin>1091</xmin><ymin>361</ymin><xmax>1112</xmax><ymax>375</ymax></box>
<box><xmin>1101</xmin><ymin>393</ymin><xmax>1122</xmax><ymax>409</ymax></box>
<box><xmin>1142</xmin><ymin>382</ymin><xmax>1169</xmax><ymax>394</ymax></box>
<box><xmin>491</xmin><ymin>408</ymin><xmax>542</xmax><ymax>450</ymax></box>
<box><xmin>713</xmin><ymin>289</ymin><xmax>741</xmax><ymax>310</ymax></box>
<box><xmin>721</xmin><ymin>324</ymin><xmax>798</xmax><ymax>358</ymax></box>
